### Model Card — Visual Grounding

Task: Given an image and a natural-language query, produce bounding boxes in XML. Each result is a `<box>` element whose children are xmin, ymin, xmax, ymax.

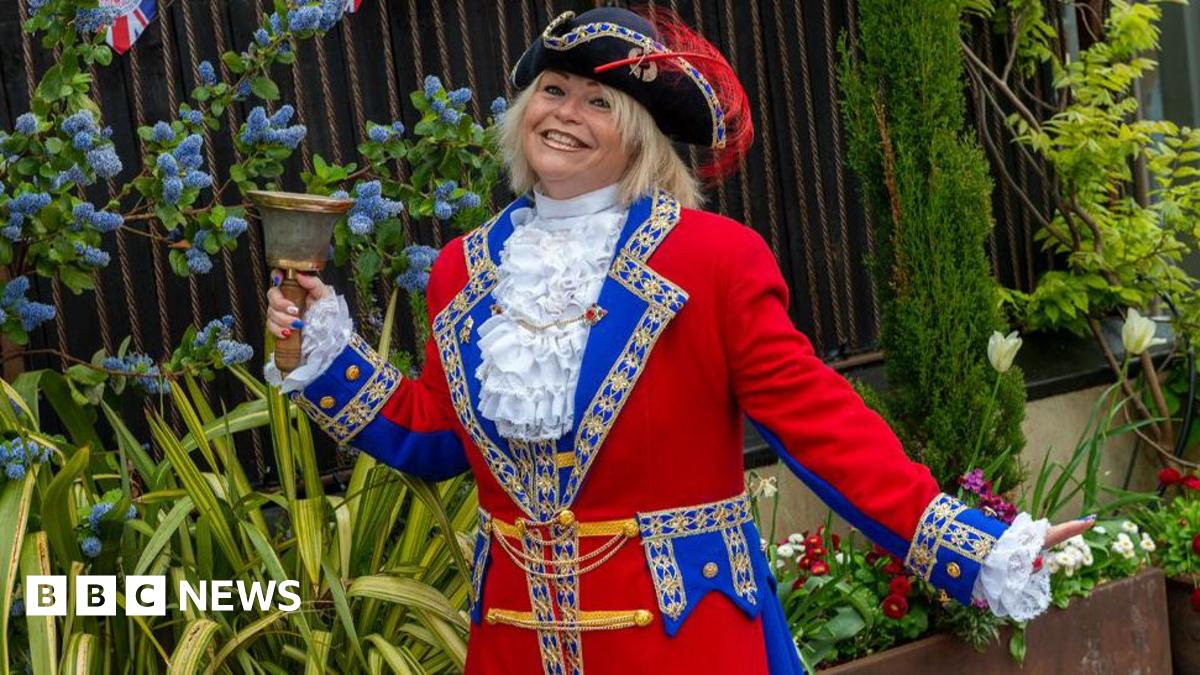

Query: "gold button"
<box><xmin>633</xmin><ymin>609</ymin><xmax>653</xmax><ymax>627</ymax></box>
<box><xmin>556</xmin><ymin>510</ymin><xmax>575</xmax><ymax>526</ymax></box>
<box><xmin>623</xmin><ymin>522</ymin><xmax>639</xmax><ymax>538</ymax></box>
<box><xmin>345</xmin><ymin>365</ymin><xmax>361</xmax><ymax>381</ymax></box>
<box><xmin>318</xmin><ymin>395</ymin><xmax>336</xmax><ymax>410</ymax></box>
<box><xmin>946</xmin><ymin>562</ymin><xmax>961</xmax><ymax>579</ymax></box>
<box><xmin>702</xmin><ymin>562</ymin><xmax>719</xmax><ymax>579</ymax></box>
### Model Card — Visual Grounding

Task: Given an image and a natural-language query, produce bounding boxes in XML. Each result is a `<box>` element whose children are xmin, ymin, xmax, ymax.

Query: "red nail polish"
<box><xmin>282</xmin><ymin>328</ymin><xmax>291</xmax><ymax>338</ymax></box>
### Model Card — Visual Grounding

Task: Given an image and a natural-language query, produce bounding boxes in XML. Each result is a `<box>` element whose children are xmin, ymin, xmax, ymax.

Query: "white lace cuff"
<box><xmin>263</xmin><ymin>288</ymin><xmax>353</xmax><ymax>394</ymax></box>
<box><xmin>972</xmin><ymin>512</ymin><xmax>1051</xmax><ymax>622</ymax></box>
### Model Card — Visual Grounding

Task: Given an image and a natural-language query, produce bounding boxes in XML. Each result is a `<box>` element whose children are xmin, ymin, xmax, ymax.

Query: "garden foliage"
<box><xmin>839</xmin><ymin>0</ymin><xmax>1026</xmax><ymax>487</ymax></box>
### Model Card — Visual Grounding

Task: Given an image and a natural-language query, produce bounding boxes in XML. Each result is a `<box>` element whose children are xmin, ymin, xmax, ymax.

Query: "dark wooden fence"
<box><xmin>0</xmin><ymin>0</ymin><xmax>1054</xmax><ymax>483</ymax></box>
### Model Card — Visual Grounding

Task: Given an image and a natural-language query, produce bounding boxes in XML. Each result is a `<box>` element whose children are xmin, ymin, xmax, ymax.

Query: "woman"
<box><xmin>264</xmin><ymin>8</ymin><xmax>1090</xmax><ymax>674</ymax></box>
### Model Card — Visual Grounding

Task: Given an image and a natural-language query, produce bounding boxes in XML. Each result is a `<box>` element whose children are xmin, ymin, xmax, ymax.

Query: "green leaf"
<box><xmin>44</xmin><ymin>137</ymin><xmax>63</xmax><ymax>154</ymax></box>
<box><xmin>222</xmin><ymin>51</ymin><xmax>249</xmax><ymax>74</ymax></box>
<box><xmin>0</xmin><ymin>467</ymin><xmax>37</xmax><ymax>668</ymax></box>
<box><xmin>250</xmin><ymin>76</ymin><xmax>280</xmax><ymax>101</ymax></box>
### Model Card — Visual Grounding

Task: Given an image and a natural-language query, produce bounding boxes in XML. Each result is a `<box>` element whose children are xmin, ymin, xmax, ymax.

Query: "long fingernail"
<box><xmin>291</xmin><ymin>319</ymin><xmax>304</xmax><ymax>329</ymax></box>
<box><xmin>282</xmin><ymin>328</ymin><xmax>291</xmax><ymax>338</ymax></box>
<box><xmin>1080</xmin><ymin>514</ymin><xmax>1097</xmax><ymax>522</ymax></box>
<box><xmin>272</xmin><ymin>275</ymin><xmax>281</xmax><ymax>287</ymax></box>
<box><xmin>286</xmin><ymin>305</ymin><xmax>298</xmax><ymax>315</ymax></box>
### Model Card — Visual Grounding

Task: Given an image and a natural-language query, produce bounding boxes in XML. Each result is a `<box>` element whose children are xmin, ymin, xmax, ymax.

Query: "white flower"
<box><xmin>774</xmin><ymin>559</ymin><xmax>786</xmax><ymax>569</ymax></box>
<box><xmin>1045</xmin><ymin>556</ymin><xmax>1061</xmax><ymax>574</ymax></box>
<box><xmin>1121</xmin><ymin>309</ymin><xmax>1166</xmax><ymax>356</ymax></box>
<box><xmin>777</xmin><ymin>544</ymin><xmax>795</xmax><ymax>558</ymax></box>
<box><xmin>987</xmin><ymin>330</ymin><xmax>1023</xmax><ymax>374</ymax></box>
<box><xmin>1117</xmin><ymin>532</ymin><xmax>1133</xmax><ymax>545</ymax></box>
<box><xmin>1093</xmin><ymin>525</ymin><xmax>1106</xmax><ymax>534</ymax></box>
<box><xmin>1121</xmin><ymin>521</ymin><xmax>1139</xmax><ymax>534</ymax></box>
<box><xmin>1112</xmin><ymin>536</ymin><xmax>1135</xmax><ymax>556</ymax></box>
<box><xmin>1122</xmin><ymin>548</ymin><xmax>1137</xmax><ymax>560</ymax></box>
<box><xmin>760</xmin><ymin>476</ymin><xmax>778</xmax><ymax>499</ymax></box>
<box><xmin>787</xmin><ymin>533</ymin><xmax>805</xmax><ymax>545</ymax></box>
<box><xmin>1066</xmin><ymin>534</ymin><xmax>1087</xmax><ymax>551</ymax></box>
<box><xmin>1082</xmin><ymin>550</ymin><xmax>1094</xmax><ymax>566</ymax></box>
<box><xmin>834</xmin><ymin>552</ymin><xmax>845</xmax><ymax>564</ymax></box>
<box><xmin>1140</xmin><ymin>536</ymin><xmax>1156</xmax><ymax>552</ymax></box>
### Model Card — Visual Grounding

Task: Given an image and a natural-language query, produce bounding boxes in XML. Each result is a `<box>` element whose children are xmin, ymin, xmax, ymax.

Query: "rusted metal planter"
<box><xmin>821</xmin><ymin>568</ymin><xmax>1171</xmax><ymax>674</ymax></box>
<box><xmin>1167</xmin><ymin>575</ymin><xmax>1199</xmax><ymax>674</ymax></box>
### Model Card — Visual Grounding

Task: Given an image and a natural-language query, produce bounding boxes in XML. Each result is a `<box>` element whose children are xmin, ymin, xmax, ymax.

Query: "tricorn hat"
<box><xmin>511</xmin><ymin>6</ymin><xmax>752</xmax><ymax>179</ymax></box>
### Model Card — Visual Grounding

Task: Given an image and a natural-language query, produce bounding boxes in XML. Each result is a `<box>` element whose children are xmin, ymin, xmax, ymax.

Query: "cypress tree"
<box><xmin>839</xmin><ymin>0</ymin><xmax>1025</xmax><ymax>487</ymax></box>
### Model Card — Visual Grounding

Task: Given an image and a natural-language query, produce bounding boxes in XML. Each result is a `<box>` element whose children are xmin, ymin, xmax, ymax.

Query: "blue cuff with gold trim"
<box><xmin>904</xmin><ymin>493</ymin><xmax>1006</xmax><ymax>606</ymax></box>
<box><xmin>290</xmin><ymin>333</ymin><xmax>468</xmax><ymax>481</ymax></box>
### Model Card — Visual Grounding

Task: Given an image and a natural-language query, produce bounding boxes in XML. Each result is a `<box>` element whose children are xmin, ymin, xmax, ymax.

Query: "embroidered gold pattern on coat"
<box><xmin>289</xmin><ymin>333</ymin><xmax>401</xmax><ymax>445</ymax></box>
<box><xmin>904</xmin><ymin>493</ymin><xmax>998</xmax><ymax>582</ymax></box>
<box><xmin>561</xmin><ymin>191</ymin><xmax>687</xmax><ymax>509</ymax></box>
<box><xmin>635</xmin><ymin>492</ymin><xmax>755</xmax><ymax>620</ymax></box>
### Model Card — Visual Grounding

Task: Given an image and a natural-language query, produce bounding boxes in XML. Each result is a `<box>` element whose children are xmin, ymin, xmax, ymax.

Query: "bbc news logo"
<box><xmin>24</xmin><ymin>576</ymin><xmax>302</xmax><ymax>616</ymax></box>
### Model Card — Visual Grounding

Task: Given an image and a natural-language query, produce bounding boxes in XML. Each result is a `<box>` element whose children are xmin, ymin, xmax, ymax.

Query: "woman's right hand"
<box><xmin>266</xmin><ymin>268</ymin><xmax>330</xmax><ymax>339</ymax></box>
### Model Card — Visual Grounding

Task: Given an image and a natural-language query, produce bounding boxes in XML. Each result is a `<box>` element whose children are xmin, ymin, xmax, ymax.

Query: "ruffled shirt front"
<box><xmin>473</xmin><ymin>183</ymin><xmax>627</xmax><ymax>441</ymax></box>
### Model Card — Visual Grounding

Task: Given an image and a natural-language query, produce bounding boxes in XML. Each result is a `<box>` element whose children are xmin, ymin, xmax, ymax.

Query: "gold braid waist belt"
<box><xmin>477</xmin><ymin>492</ymin><xmax>754</xmax><ymax>632</ymax></box>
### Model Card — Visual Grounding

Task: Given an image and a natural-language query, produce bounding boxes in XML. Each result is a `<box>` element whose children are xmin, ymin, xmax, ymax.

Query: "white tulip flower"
<box><xmin>987</xmin><ymin>330</ymin><xmax>1023</xmax><ymax>374</ymax></box>
<box><xmin>1121</xmin><ymin>309</ymin><xmax>1166</xmax><ymax>356</ymax></box>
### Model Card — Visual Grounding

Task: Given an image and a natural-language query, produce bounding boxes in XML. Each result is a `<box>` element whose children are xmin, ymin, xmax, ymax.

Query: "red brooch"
<box><xmin>583</xmin><ymin>304</ymin><xmax>607</xmax><ymax>325</ymax></box>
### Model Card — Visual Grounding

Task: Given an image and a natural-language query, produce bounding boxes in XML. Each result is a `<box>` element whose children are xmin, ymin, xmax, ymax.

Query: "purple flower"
<box><xmin>368</xmin><ymin>125</ymin><xmax>391</xmax><ymax>143</ymax></box>
<box><xmin>81</xmin><ymin>536</ymin><xmax>102</xmax><ymax>558</ymax></box>
<box><xmin>185</xmin><ymin>247</ymin><xmax>212</xmax><ymax>274</ymax></box>
<box><xmin>197</xmin><ymin>61</ymin><xmax>217</xmax><ymax>86</ymax></box>
<box><xmin>86</xmin><ymin>145</ymin><xmax>123</xmax><ymax>178</ymax></box>
<box><xmin>162</xmin><ymin>177</ymin><xmax>183</xmax><ymax>204</ymax></box>
<box><xmin>433</xmin><ymin>200</ymin><xmax>453</xmax><ymax>220</ymax></box>
<box><xmin>391</xmin><ymin>120</ymin><xmax>406</xmax><ymax>135</ymax></box>
<box><xmin>288</xmin><ymin>5</ymin><xmax>322</xmax><ymax>31</ymax></box>
<box><xmin>181</xmin><ymin>108</ymin><xmax>204</xmax><ymax>126</ymax></box>
<box><xmin>221</xmin><ymin>216</ymin><xmax>247</xmax><ymax>237</ymax></box>
<box><xmin>959</xmin><ymin>468</ymin><xmax>988</xmax><ymax>495</ymax></box>
<box><xmin>448</xmin><ymin>87</ymin><xmax>472</xmax><ymax>106</ymax></box>
<box><xmin>88</xmin><ymin>502</ymin><xmax>114</xmax><ymax>532</ymax></box>
<box><xmin>14</xmin><ymin>113</ymin><xmax>37</xmax><ymax>136</ymax></box>
<box><xmin>5</xmin><ymin>462</ymin><xmax>25</xmax><ymax>481</ymax></box>
<box><xmin>434</xmin><ymin>180</ymin><xmax>457</xmax><ymax>199</ymax></box>
<box><xmin>348</xmin><ymin>214</ymin><xmax>373</xmax><ymax>236</ymax></box>
<box><xmin>150</xmin><ymin>121</ymin><xmax>175</xmax><ymax>144</ymax></box>
<box><xmin>62</xmin><ymin>110</ymin><xmax>97</xmax><ymax>136</ymax></box>
<box><xmin>235</xmin><ymin>81</ymin><xmax>252</xmax><ymax>100</ymax></box>
<box><xmin>18</xmin><ymin>302</ymin><xmax>56</xmax><ymax>331</ymax></box>
<box><xmin>216</xmin><ymin>339</ymin><xmax>253</xmax><ymax>365</ymax></box>
<box><xmin>490</xmin><ymin>96</ymin><xmax>507</xmax><ymax>118</ymax></box>
<box><xmin>72</xmin><ymin>131</ymin><xmax>94</xmax><ymax>150</ymax></box>
<box><xmin>458</xmin><ymin>191</ymin><xmax>481</xmax><ymax>209</ymax></box>
<box><xmin>254</xmin><ymin>28</ymin><xmax>270</xmax><ymax>46</ymax></box>
<box><xmin>156</xmin><ymin>152</ymin><xmax>179</xmax><ymax>177</ymax></box>
<box><xmin>73</xmin><ymin>242</ymin><xmax>110</xmax><ymax>268</ymax></box>
<box><xmin>269</xmin><ymin>105</ymin><xmax>295</xmax><ymax>127</ymax></box>
<box><xmin>75</xmin><ymin>6</ymin><xmax>122</xmax><ymax>34</ymax></box>
<box><xmin>174</xmin><ymin>134</ymin><xmax>204</xmax><ymax>169</ymax></box>
<box><xmin>439</xmin><ymin>108</ymin><xmax>461</xmax><ymax>125</ymax></box>
<box><xmin>183</xmin><ymin>170</ymin><xmax>213</xmax><ymax>190</ymax></box>
<box><xmin>423</xmin><ymin>75</ymin><xmax>443</xmax><ymax>99</ymax></box>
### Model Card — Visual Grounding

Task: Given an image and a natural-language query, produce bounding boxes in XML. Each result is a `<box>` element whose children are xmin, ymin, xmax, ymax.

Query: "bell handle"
<box><xmin>273</xmin><ymin>271</ymin><xmax>309</xmax><ymax>376</ymax></box>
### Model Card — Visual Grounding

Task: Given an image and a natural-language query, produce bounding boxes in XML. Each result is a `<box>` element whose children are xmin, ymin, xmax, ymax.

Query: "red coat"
<box><xmin>291</xmin><ymin>190</ymin><xmax>1009</xmax><ymax>674</ymax></box>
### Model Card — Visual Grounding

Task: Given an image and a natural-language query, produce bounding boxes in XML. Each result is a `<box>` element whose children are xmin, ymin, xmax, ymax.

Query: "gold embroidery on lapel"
<box><xmin>433</xmin><ymin>222</ymin><xmax>540</xmax><ymax>518</ymax></box>
<box><xmin>561</xmin><ymin>190</ymin><xmax>688</xmax><ymax>508</ymax></box>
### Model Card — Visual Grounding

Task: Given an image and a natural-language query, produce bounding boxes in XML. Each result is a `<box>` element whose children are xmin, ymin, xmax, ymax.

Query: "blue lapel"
<box><xmin>433</xmin><ymin>191</ymin><xmax>688</xmax><ymax>518</ymax></box>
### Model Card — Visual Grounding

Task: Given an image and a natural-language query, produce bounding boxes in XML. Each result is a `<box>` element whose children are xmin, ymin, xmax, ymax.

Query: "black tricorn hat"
<box><xmin>511</xmin><ymin>7</ymin><xmax>752</xmax><ymax>177</ymax></box>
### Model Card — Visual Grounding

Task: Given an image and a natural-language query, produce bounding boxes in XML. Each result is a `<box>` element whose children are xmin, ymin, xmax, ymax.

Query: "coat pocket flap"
<box><xmin>636</xmin><ymin>494</ymin><xmax>769</xmax><ymax>637</ymax></box>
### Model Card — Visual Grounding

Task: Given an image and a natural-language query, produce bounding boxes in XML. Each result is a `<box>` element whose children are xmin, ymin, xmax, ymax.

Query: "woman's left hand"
<box><xmin>1043</xmin><ymin>515</ymin><xmax>1096</xmax><ymax>549</ymax></box>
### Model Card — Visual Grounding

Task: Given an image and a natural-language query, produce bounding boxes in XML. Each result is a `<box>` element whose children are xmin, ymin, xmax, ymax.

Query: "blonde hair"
<box><xmin>496</xmin><ymin>71</ymin><xmax>702</xmax><ymax>209</ymax></box>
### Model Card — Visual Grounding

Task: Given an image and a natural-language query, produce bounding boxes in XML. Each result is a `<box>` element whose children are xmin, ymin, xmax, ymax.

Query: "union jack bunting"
<box><xmin>344</xmin><ymin>0</ymin><xmax>363</xmax><ymax>12</ymax></box>
<box><xmin>102</xmin><ymin>0</ymin><xmax>157</xmax><ymax>55</ymax></box>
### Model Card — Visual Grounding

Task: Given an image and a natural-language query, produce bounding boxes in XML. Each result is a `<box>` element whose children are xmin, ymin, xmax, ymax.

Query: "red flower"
<box><xmin>1192</xmin><ymin>534</ymin><xmax>1200</xmax><ymax>557</ymax></box>
<box><xmin>865</xmin><ymin>551</ymin><xmax>880</xmax><ymax>565</ymax></box>
<box><xmin>1184</xmin><ymin>476</ymin><xmax>1200</xmax><ymax>491</ymax></box>
<box><xmin>791</xmin><ymin>577</ymin><xmax>807</xmax><ymax>591</ymax></box>
<box><xmin>797</xmin><ymin>556</ymin><xmax>812</xmax><ymax>570</ymax></box>
<box><xmin>805</xmin><ymin>533</ymin><xmax>823</xmax><ymax>549</ymax></box>
<box><xmin>888</xmin><ymin>576</ymin><xmax>912</xmax><ymax>598</ymax></box>
<box><xmin>810</xmin><ymin>560</ymin><xmax>830</xmax><ymax>576</ymax></box>
<box><xmin>808</xmin><ymin>545</ymin><xmax>828</xmax><ymax>558</ymax></box>
<box><xmin>882</xmin><ymin>594</ymin><xmax>909</xmax><ymax>620</ymax></box>
<box><xmin>883</xmin><ymin>558</ymin><xmax>905</xmax><ymax>576</ymax></box>
<box><xmin>1159</xmin><ymin>467</ymin><xmax>1183</xmax><ymax>486</ymax></box>
<box><xmin>1191</xmin><ymin>587</ymin><xmax>1200</xmax><ymax>614</ymax></box>
<box><xmin>1032</xmin><ymin>555</ymin><xmax>1044</xmax><ymax>573</ymax></box>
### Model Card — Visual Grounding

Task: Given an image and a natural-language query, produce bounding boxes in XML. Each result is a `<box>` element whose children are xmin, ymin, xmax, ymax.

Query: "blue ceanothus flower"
<box><xmin>396</xmin><ymin>245</ymin><xmax>439</xmax><ymax>293</ymax></box>
<box><xmin>345</xmin><ymin>180</ymin><xmax>403</xmax><ymax>236</ymax></box>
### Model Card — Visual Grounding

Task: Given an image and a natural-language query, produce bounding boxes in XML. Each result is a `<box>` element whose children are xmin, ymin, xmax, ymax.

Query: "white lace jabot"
<box><xmin>474</xmin><ymin>183</ymin><xmax>627</xmax><ymax>441</ymax></box>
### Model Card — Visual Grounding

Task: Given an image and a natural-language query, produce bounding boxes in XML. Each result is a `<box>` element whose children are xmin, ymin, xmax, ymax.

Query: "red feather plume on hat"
<box><xmin>636</xmin><ymin>5</ymin><xmax>754</xmax><ymax>181</ymax></box>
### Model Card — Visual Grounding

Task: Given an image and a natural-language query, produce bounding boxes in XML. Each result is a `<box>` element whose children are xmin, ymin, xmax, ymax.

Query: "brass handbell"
<box><xmin>246</xmin><ymin>190</ymin><xmax>353</xmax><ymax>376</ymax></box>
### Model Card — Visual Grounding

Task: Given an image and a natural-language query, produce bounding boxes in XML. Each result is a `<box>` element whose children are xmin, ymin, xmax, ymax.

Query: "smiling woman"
<box><xmin>263</xmin><ymin>6</ymin><xmax>1093</xmax><ymax>675</ymax></box>
<box><xmin>497</xmin><ymin>69</ymin><xmax>701</xmax><ymax>207</ymax></box>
